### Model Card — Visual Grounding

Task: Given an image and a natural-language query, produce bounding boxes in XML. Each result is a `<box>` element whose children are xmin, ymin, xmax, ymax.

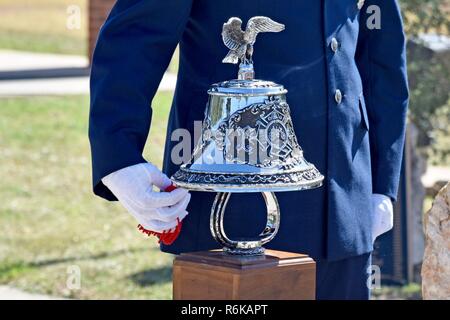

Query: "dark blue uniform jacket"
<box><xmin>89</xmin><ymin>0</ymin><xmax>409</xmax><ymax>261</ymax></box>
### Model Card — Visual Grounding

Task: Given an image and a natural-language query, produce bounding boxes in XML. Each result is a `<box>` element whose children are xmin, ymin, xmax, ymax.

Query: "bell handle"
<box><xmin>210</xmin><ymin>192</ymin><xmax>280</xmax><ymax>255</ymax></box>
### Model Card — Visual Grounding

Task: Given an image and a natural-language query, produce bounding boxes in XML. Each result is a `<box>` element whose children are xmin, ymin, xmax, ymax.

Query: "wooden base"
<box><xmin>173</xmin><ymin>249</ymin><xmax>316</xmax><ymax>300</ymax></box>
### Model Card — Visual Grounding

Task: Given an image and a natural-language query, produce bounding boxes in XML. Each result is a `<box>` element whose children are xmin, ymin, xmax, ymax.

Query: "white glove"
<box><xmin>102</xmin><ymin>162</ymin><xmax>191</xmax><ymax>233</ymax></box>
<box><xmin>371</xmin><ymin>193</ymin><xmax>394</xmax><ymax>243</ymax></box>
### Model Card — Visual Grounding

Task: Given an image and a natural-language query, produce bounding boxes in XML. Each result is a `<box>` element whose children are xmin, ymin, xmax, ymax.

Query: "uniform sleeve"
<box><xmin>355</xmin><ymin>0</ymin><xmax>409</xmax><ymax>201</ymax></box>
<box><xmin>89</xmin><ymin>0</ymin><xmax>193</xmax><ymax>200</ymax></box>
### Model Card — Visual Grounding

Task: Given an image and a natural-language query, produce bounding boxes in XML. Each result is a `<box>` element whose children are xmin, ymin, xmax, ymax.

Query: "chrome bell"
<box><xmin>172</xmin><ymin>16</ymin><xmax>324</xmax><ymax>255</ymax></box>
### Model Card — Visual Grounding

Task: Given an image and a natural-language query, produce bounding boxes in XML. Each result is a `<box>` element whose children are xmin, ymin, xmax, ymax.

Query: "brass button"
<box><xmin>330</xmin><ymin>38</ymin><xmax>339</xmax><ymax>53</ymax></box>
<box><xmin>335</xmin><ymin>89</ymin><xmax>343</xmax><ymax>104</ymax></box>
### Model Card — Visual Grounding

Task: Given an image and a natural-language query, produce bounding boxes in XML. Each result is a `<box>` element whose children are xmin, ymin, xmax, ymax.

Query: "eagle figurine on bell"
<box><xmin>172</xmin><ymin>16</ymin><xmax>324</xmax><ymax>255</ymax></box>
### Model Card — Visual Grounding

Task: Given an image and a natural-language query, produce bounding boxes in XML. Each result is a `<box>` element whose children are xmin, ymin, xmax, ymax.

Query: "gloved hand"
<box><xmin>102</xmin><ymin>162</ymin><xmax>191</xmax><ymax>233</ymax></box>
<box><xmin>371</xmin><ymin>193</ymin><xmax>394</xmax><ymax>243</ymax></box>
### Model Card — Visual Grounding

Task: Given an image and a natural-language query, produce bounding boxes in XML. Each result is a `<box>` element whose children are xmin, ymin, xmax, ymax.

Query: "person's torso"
<box><xmin>161</xmin><ymin>0</ymin><xmax>373</xmax><ymax>260</ymax></box>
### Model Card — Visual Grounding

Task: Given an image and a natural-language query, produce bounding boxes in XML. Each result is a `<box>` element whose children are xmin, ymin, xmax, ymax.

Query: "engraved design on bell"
<box><xmin>209</xmin><ymin>96</ymin><xmax>303</xmax><ymax>168</ymax></box>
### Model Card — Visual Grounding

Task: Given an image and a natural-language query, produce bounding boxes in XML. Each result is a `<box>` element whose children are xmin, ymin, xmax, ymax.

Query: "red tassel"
<box><xmin>137</xmin><ymin>183</ymin><xmax>184</xmax><ymax>245</ymax></box>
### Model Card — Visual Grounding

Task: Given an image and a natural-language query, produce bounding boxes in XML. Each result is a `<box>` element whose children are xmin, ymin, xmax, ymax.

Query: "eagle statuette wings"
<box><xmin>221</xmin><ymin>16</ymin><xmax>285</xmax><ymax>79</ymax></box>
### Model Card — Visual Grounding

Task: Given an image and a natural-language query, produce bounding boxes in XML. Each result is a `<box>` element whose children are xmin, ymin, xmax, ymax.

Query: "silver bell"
<box><xmin>172</xmin><ymin>16</ymin><xmax>324</xmax><ymax>255</ymax></box>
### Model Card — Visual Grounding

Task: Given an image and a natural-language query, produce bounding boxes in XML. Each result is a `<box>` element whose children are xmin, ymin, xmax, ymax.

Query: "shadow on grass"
<box><xmin>32</xmin><ymin>247</ymin><xmax>154</xmax><ymax>267</ymax></box>
<box><xmin>0</xmin><ymin>247</ymin><xmax>158</xmax><ymax>282</ymax></box>
<box><xmin>128</xmin><ymin>266</ymin><xmax>172</xmax><ymax>287</ymax></box>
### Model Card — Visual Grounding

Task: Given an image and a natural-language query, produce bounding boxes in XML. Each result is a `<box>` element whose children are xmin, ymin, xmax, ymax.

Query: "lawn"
<box><xmin>0</xmin><ymin>0</ymin><xmax>87</xmax><ymax>55</ymax></box>
<box><xmin>0</xmin><ymin>93</ymin><xmax>176</xmax><ymax>299</ymax></box>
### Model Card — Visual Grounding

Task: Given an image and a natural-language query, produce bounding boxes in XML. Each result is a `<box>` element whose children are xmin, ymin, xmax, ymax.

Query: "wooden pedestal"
<box><xmin>173</xmin><ymin>249</ymin><xmax>316</xmax><ymax>300</ymax></box>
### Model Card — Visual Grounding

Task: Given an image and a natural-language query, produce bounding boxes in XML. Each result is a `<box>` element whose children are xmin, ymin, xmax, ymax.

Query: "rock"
<box><xmin>422</xmin><ymin>182</ymin><xmax>450</xmax><ymax>299</ymax></box>
<box><xmin>426</xmin><ymin>180</ymin><xmax>449</xmax><ymax>198</ymax></box>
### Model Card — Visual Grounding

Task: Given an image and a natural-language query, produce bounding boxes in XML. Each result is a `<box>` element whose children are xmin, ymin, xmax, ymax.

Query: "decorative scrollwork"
<box><xmin>201</xmin><ymin>96</ymin><xmax>304</xmax><ymax>168</ymax></box>
<box><xmin>172</xmin><ymin>165</ymin><xmax>322</xmax><ymax>186</ymax></box>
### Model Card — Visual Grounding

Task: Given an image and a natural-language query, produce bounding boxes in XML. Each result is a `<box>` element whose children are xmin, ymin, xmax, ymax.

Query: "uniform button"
<box><xmin>330</xmin><ymin>38</ymin><xmax>339</xmax><ymax>53</ymax></box>
<box><xmin>357</xmin><ymin>0</ymin><xmax>365</xmax><ymax>10</ymax></box>
<box><xmin>335</xmin><ymin>89</ymin><xmax>343</xmax><ymax>104</ymax></box>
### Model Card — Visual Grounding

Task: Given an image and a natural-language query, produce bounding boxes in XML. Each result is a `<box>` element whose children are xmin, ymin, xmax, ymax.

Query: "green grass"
<box><xmin>0</xmin><ymin>0</ymin><xmax>87</xmax><ymax>55</ymax></box>
<box><xmin>0</xmin><ymin>93</ymin><xmax>176</xmax><ymax>299</ymax></box>
<box><xmin>372</xmin><ymin>283</ymin><xmax>422</xmax><ymax>300</ymax></box>
<box><xmin>0</xmin><ymin>29</ymin><xmax>86</xmax><ymax>56</ymax></box>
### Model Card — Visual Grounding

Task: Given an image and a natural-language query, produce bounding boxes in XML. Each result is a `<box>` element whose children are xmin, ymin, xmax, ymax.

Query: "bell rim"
<box><xmin>171</xmin><ymin>167</ymin><xmax>324</xmax><ymax>193</ymax></box>
<box><xmin>171</xmin><ymin>179</ymin><xmax>324</xmax><ymax>193</ymax></box>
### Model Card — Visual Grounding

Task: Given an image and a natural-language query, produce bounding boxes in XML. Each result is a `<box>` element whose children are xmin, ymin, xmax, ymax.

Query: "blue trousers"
<box><xmin>316</xmin><ymin>253</ymin><xmax>372</xmax><ymax>300</ymax></box>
